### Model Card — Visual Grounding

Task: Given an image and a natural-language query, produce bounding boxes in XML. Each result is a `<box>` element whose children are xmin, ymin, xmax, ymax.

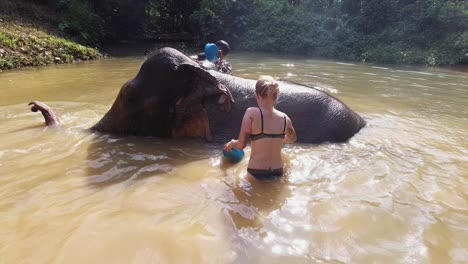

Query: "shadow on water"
<box><xmin>85</xmin><ymin>133</ymin><xmax>216</xmax><ymax>188</ymax></box>
<box><xmin>220</xmin><ymin>159</ymin><xmax>292</xmax><ymax>231</ymax></box>
<box><xmin>85</xmin><ymin>129</ymin><xmax>294</xmax><ymax>237</ymax></box>
<box><xmin>7</xmin><ymin>123</ymin><xmax>50</xmax><ymax>133</ymax></box>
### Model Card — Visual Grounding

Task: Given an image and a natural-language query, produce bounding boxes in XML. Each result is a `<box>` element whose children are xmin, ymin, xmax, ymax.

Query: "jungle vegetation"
<box><xmin>3</xmin><ymin>0</ymin><xmax>468</xmax><ymax>66</ymax></box>
<box><xmin>0</xmin><ymin>0</ymin><xmax>101</xmax><ymax>70</ymax></box>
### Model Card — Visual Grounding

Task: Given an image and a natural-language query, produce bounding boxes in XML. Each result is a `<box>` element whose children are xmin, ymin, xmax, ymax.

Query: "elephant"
<box><xmin>30</xmin><ymin>47</ymin><xmax>366</xmax><ymax>144</ymax></box>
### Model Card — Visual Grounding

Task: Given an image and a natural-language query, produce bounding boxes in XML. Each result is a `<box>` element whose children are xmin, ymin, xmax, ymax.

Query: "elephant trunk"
<box><xmin>90</xmin><ymin>112</ymin><xmax>112</xmax><ymax>133</ymax></box>
<box><xmin>90</xmin><ymin>99</ymin><xmax>131</xmax><ymax>135</ymax></box>
<box><xmin>28</xmin><ymin>101</ymin><xmax>61</xmax><ymax>127</ymax></box>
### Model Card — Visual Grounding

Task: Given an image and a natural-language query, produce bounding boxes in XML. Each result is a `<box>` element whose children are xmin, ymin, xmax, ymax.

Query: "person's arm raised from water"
<box><xmin>224</xmin><ymin>108</ymin><xmax>253</xmax><ymax>151</ymax></box>
<box><xmin>284</xmin><ymin>115</ymin><xmax>297</xmax><ymax>144</ymax></box>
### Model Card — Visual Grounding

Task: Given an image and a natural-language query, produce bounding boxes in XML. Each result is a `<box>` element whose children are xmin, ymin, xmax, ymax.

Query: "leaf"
<box><xmin>58</xmin><ymin>23</ymin><xmax>67</xmax><ymax>32</ymax></box>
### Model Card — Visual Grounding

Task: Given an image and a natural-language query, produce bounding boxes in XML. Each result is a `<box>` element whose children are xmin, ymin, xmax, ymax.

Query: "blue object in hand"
<box><xmin>223</xmin><ymin>148</ymin><xmax>244</xmax><ymax>163</ymax></box>
<box><xmin>204</xmin><ymin>43</ymin><xmax>218</xmax><ymax>62</ymax></box>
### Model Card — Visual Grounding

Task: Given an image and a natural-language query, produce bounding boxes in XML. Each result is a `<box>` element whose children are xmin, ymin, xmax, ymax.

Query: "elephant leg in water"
<box><xmin>29</xmin><ymin>101</ymin><xmax>61</xmax><ymax>127</ymax></box>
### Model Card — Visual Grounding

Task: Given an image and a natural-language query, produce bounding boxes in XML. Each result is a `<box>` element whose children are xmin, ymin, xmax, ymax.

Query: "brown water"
<box><xmin>0</xmin><ymin>53</ymin><xmax>467</xmax><ymax>263</ymax></box>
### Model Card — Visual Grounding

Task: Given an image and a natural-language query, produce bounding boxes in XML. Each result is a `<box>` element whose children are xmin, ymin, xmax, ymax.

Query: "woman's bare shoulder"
<box><xmin>245</xmin><ymin>107</ymin><xmax>259</xmax><ymax>115</ymax></box>
<box><xmin>275</xmin><ymin>109</ymin><xmax>293</xmax><ymax>121</ymax></box>
<box><xmin>274</xmin><ymin>108</ymin><xmax>287</xmax><ymax>116</ymax></box>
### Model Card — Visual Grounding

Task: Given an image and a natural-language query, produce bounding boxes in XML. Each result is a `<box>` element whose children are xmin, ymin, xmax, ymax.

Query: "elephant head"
<box><xmin>91</xmin><ymin>47</ymin><xmax>234</xmax><ymax>141</ymax></box>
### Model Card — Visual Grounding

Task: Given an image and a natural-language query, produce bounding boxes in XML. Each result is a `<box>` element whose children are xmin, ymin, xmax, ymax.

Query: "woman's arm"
<box><xmin>224</xmin><ymin>108</ymin><xmax>252</xmax><ymax>151</ymax></box>
<box><xmin>284</xmin><ymin>115</ymin><xmax>297</xmax><ymax>144</ymax></box>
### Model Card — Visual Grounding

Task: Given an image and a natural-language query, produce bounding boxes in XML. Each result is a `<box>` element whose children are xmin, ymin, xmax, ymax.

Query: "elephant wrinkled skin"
<box><xmin>30</xmin><ymin>47</ymin><xmax>366</xmax><ymax>144</ymax></box>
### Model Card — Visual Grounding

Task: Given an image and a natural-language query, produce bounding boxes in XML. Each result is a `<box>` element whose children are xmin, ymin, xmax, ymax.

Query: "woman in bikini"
<box><xmin>223</xmin><ymin>75</ymin><xmax>297</xmax><ymax>180</ymax></box>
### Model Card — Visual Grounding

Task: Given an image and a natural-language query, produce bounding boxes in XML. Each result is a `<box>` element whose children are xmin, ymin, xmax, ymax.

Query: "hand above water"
<box><xmin>224</xmin><ymin>139</ymin><xmax>236</xmax><ymax>152</ymax></box>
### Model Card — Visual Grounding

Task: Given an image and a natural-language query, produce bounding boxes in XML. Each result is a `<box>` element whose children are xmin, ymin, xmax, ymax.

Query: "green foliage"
<box><xmin>351</xmin><ymin>0</ymin><xmax>468</xmax><ymax>65</ymax></box>
<box><xmin>189</xmin><ymin>0</ymin><xmax>254</xmax><ymax>46</ymax></box>
<box><xmin>0</xmin><ymin>32</ymin><xmax>19</xmax><ymax>49</ymax></box>
<box><xmin>56</xmin><ymin>0</ymin><xmax>104</xmax><ymax>45</ymax></box>
<box><xmin>20</xmin><ymin>0</ymin><xmax>104</xmax><ymax>45</ymax></box>
<box><xmin>7</xmin><ymin>0</ymin><xmax>468</xmax><ymax>65</ymax></box>
<box><xmin>145</xmin><ymin>0</ymin><xmax>201</xmax><ymax>34</ymax></box>
<box><xmin>0</xmin><ymin>21</ymin><xmax>101</xmax><ymax>70</ymax></box>
<box><xmin>201</xmin><ymin>0</ymin><xmax>468</xmax><ymax>65</ymax></box>
<box><xmin>239</xmin><ymin>0</ymin><xmax>356</xmax><ymax>59</ymax></box>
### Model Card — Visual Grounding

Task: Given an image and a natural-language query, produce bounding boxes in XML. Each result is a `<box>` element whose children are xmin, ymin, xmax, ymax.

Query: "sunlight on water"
<box><xmin>0</xmin><ymin>52</ymin><xmax>467</xmax><ymax>263</ymax></box>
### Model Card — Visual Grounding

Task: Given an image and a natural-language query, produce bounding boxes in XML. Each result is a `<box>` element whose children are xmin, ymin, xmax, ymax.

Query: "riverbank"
<box><xmin>0</xmin><ymin>0</ymin><xmax>101</xmax><ymax>72</ymax></box>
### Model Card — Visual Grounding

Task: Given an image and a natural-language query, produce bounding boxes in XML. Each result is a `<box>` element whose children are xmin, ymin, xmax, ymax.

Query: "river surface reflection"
<box><xmin>0</xmin><ymin>52</ymin><xmax>467</xmax><ymax>263</ymax></box>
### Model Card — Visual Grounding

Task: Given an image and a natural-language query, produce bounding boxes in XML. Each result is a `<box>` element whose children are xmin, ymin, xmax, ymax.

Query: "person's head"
<box><xmin>255</xmin><ymin>75</ymin><xmax>279</xmax><ymax>104</ymax></box>
<box><xmin>204</xmin><ymin>43</ymin><xmax>219</xmax><ymax>62</ymax></box>
<box><xmin>216</xmin><ymin>40</ymin><xmax>230</xmax><ymax>58</ymax></box>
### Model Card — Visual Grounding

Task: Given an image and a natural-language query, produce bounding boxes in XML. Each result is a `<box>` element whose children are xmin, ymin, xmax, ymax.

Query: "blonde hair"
<box><xmin>255</xmin><ymin>75</ymin><xmax>279</xmax><ymax>100</ymax></box>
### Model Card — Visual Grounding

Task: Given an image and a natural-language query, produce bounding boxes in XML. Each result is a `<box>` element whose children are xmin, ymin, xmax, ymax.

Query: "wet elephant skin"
<box><xmin>31</xmin><ymin>47</ymin><xmax>366</xmax><ymax>144</ymax></box>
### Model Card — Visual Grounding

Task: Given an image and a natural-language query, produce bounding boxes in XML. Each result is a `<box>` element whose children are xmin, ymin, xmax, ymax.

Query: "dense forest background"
<box><xmin>25</xmin><ymin>0</ymin><xmax>468</xmax><ymax>65</ymax></box>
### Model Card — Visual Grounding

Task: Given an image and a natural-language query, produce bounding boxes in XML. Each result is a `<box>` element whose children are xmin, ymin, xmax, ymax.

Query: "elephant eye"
<box><xmin>121</xmin><ymin>82</ymin><xmax>138</xmax><ymax>104</ymax></box>
<box><xmin>127</xmin><ymin>95</ymin><xmax>136</xmax><ymax>103</ymax></box>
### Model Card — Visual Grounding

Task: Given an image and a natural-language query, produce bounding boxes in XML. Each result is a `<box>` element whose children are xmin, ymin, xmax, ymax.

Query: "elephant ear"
<box><xmin>175</xmin><ymin>63</ymin><xmax>234</xmax><ymax>112</ymax></box>
<box><xmin>170</xmin><ymin>63</ymin><xmax>234</xmax><ymax>141</ymax></box>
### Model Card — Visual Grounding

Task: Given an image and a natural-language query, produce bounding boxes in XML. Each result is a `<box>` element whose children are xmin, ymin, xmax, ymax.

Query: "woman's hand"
<box><xmin>224</xmin><ymin>139</ymin><xmax>237</xmax><ymax>152</ymax></box>
<box><xmin>283</xmin><ymin>115</ymin><xmax>297</xmax><ymax>144</ymax></box>
<box><xmin>223</xmin><ymin>109</ymin><xmax>251</xmax><ymax>152</ymax></box>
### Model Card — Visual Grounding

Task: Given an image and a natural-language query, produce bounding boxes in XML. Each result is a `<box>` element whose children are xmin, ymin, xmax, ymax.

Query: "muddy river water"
<box><xmin>0</xmin><ymin>52</ymin><xmax>467</xmax><ymax>263</ymax></box>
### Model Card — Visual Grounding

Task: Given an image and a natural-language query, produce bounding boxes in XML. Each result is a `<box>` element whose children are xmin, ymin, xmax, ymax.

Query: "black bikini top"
<box><xmin>250</xmin><ymin>107</ymin><xmax>287</xmax><ymax>141</ymax></box>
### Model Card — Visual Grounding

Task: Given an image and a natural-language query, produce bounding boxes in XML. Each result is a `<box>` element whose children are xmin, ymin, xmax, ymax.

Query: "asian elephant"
<box><xmin>29</xmin><ymin>47</ymin><xmax>366</xmax><ymax>144</ymax></box>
